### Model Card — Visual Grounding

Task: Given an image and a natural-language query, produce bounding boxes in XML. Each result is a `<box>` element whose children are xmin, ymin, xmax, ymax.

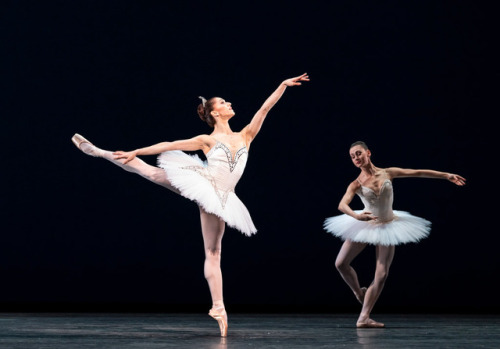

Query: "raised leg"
<box><xmin>199</xmin><ymin>207</ymin><xmax>227</xmax><ymax>337</ymax></box>
<box><xmin>335</xmin><ymin>240</ymin><xmax>368</xmax><ymax>304</ymax></box>
<box><xmin>71</xmin><ymin>133</ymin><xmax>178</xmax><ymax>193</ymax></box>
<box><xmin>356</xmin><ymin>244</ymin><xmax>395</xmax><ymax>328</ymax></box>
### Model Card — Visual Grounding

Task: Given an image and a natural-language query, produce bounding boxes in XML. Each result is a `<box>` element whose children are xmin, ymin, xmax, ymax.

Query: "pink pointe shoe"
<box><xmin>71</xmin><ymin>133</ymin><xmax>102</xmax><ymax>157</ymax></box>
<box><xmin>209</xmin><ymin>306</ymin><xmax>228</xmax><ymax>337</ymax></box>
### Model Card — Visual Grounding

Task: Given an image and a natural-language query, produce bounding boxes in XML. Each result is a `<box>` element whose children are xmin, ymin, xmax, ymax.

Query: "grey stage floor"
<box><xmin>0</xmin><ymin>313</ymin><xmax>499</xmax><ymax>348</ymax></box>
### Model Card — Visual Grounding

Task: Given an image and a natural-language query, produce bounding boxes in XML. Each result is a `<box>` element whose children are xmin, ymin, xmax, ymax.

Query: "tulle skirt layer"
<box><xmin>157</xmin><ymin>151</ymin><xmax>257</xmax><ymax>236</ymax></box>
<box><xmin>323</xmin><ymin>210</ymin><xmax>431</xmax><ymax>246</ymax></box>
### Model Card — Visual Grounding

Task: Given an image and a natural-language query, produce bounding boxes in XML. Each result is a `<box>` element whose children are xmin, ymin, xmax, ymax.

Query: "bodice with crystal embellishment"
<box><xmin>205</xmin><ymin>141</ymin><xmax>248</xmax><ymax>190</ymax></box>
<box><xmin>356</xmin><ymin>179</ymin><xmax>394</xmax><ymax>222</ymax></box>
<box><xmin>325</xmin><ymin>178</ymin><xmax>431</xmax><ymax>245</ymax></box>
<box><xmin>156</xmin><ymin>140</ymin><xmax>255</xmax><ymax>235</ymax></box>
<box><xmin>179</xmin><ymin>141</ymin><xmax>248</xmax><ymax>209</ymax></box>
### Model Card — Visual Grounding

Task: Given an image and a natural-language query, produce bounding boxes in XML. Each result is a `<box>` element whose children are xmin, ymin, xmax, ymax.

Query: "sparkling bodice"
<box><xmin>205</xmin><ymin>141</ymin><xmax>248</xmax><ymax>192</ymax></box>
<box><xmin>357</xmin><ymin>179</ymin><xmax>394</xmax><ymax>222</ymax></box>
<box><xmin>156</xmin><ymin>140</ymin><xmax>255</xmax><ymax>235</ymax></box>
<box><xmin>178</xmin><ymin>141</ymin><xmax>248</xmax><ymax>209</ymax></box>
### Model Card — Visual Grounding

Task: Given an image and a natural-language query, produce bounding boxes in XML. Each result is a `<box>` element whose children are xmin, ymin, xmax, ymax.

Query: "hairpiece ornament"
<box><xmin>198</xmin><ymin>96</ymin><xmax>207</xmax><ymax>107</ymax></box>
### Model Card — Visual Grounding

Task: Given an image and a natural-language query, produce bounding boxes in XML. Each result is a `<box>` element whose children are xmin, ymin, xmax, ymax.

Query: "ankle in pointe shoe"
<box><xmin>71</xmin><ymin>133</ymin><xmax>102</xmax><ymax>157</ymax></box>
<box><xmin>209</xmin><ymin>306</ymin><xmax>228</xmax><ymax>337</ymax></box>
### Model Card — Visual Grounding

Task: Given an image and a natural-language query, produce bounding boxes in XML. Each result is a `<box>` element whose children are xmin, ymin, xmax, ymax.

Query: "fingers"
<box><xmin>295</xmin><ymin>73</ymin><xmax>310</xmax><ymax>82</ymax></box>
<box><xmin>358</xmin><ymin>212</ymin><xmax>377</xmax><ymax>221</ymax></box>
<box><xmin>112</xmin><ymin>151</ymin><xmax>131</xmax><ymax>162</ymax></box>
<box><xmin>113</xmin><ymin>152</ymin><xmax>124</xmax><ymax>159</ymax></box>
<box><xmin>452</xmin><ymin>174</ymin><xmax>466</xmax><ymax>186</ymax></box>
<box><xmin>291</xmin><ymin>73</ymin><xmax>310</xmax><ymax>82</ymax></box>
<box><xmin>121</xmin><ymin>155</ymin><xmax>133</xmax><ymax>164</ymax></box>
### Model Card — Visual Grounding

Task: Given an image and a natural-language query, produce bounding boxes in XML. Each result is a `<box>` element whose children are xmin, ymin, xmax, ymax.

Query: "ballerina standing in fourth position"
<box><xmin>323</xmin><ymin>141</ymin><xmax>465</xmax><ymax>328</ymax></box>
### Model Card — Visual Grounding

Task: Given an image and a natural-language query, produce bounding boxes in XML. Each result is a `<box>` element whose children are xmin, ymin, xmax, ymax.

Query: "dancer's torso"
<box><xmin>356</xmin><ymin>170</ymin><xmax>394</xmax><ymax>222</ymax></box>
<box><xmin>205</xmin><ymin>140</ymin><xmax>248</xmax><ymax>192</ymax></box>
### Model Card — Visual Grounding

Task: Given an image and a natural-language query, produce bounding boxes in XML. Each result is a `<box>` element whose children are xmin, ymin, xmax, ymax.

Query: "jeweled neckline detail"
<box><xmin>207</xmin><ymin>141</ymin><xmax>247</xmax><ymax>172</ymax></box>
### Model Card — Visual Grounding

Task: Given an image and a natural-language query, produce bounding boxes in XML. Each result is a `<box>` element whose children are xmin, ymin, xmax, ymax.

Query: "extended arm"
<box><xmin>113</xmin><ymin>135</ymin><xmax>212</xmax><ymax>164</ymax></box>
<box><xmin>386</xmin><ymin>167</ymin><xmax>466</xmax><ymax>186</ymax></box>
<box><xmin>338</xmin><ymin>181</ymin><xmax>377</xmax><ymax>221</ymax></box>
<box><xmin>242</xmin><ymin>73</ymin><xmax>309</xmax><ymax>144</ymax></box>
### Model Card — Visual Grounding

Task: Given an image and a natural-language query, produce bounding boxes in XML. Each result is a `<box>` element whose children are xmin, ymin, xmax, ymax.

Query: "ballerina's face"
<box><xmin>210</xmin><ymin>98</ymin><xmax>235</xmax><ymax>120</ymax></box>
<box><xmin>350</xmin><ymin>145</ymin><xmax>371</xmax><ymax>168</ymax></box>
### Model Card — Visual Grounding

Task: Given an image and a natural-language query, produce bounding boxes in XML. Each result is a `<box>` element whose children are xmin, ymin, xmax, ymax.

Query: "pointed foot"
<box><xmin>209</xmin><ymin>307</ymin><xmax>228</xmax><ymax>337</ymax></box>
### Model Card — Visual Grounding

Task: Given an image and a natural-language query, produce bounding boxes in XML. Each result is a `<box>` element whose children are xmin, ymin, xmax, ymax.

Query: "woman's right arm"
<box><xmin>113</xmin><ymin>135</ymin><xmax>213</xmax><ymax>164</ymax></box>
<box><xmin>338</xmin><ymin>181</ymin><xmax>377</xmax><ymax>221</ymax></box>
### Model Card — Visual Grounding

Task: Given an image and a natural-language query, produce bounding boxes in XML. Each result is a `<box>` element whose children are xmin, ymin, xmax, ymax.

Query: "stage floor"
<box><xmin>0</xmin><ymin>313</ymin><xmax>498</xmax><ymax>348</ymax></box>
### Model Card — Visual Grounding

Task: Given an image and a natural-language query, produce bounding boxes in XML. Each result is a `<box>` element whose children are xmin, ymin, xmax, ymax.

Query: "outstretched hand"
<box><xmin>283</xmin><ymin>73</ymin><xmax>310</xmax><ymax>87</ymax></box>
<box><xmin>448</xmin><ymin>173</ymin><xmax>466</xmax><ymax>186</ymax></box>
<box><xmin>113</xmin><ymin>150</ymin><xmax>138</xmax><ymax>164</ymax></box>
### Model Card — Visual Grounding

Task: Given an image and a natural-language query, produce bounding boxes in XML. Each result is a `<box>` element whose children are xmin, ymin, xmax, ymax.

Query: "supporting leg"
<box><xmin>199</xmin><ymin>207</ymin><xmax>227</xmax><ymax>337</ymax></box>
<box><xmin>356</xmin><ymin>244</ymin><xmax>395</xmax><ymax>328</ymax></box>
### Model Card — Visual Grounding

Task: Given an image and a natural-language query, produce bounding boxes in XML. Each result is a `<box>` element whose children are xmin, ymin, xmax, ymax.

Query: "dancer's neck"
<box><xmin>360</xmin><ymin>163</ymin><xmax>379</xmax><ymax>177</ymax></box>
<box><xmin>213</xmin><ymin>120</ymin><xmax>233</xmax><ymax>135</ymax></box>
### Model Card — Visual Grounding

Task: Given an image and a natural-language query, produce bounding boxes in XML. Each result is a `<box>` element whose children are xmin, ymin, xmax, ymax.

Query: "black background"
<box><xmin>2</xmin><ymin>1</ymin><xmax>496</xmax><ymax>313</ymax></box>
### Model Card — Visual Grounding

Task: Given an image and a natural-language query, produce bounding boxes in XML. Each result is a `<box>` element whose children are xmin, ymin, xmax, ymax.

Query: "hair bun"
<box><xmin>196</xmin><ymin>96</ymin><xmax>215</xmax><ymax>128</ymax></box>
<box><xmin>197</xmin><ymin>103</ymin><xmax>206</xmax><ymax>120</ymax></box>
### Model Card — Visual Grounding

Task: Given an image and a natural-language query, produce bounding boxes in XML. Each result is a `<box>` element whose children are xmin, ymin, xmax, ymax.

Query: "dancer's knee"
<box><xmin>335</xmin><ymin>257</ymin><xmax>350</xmax><ymax>272</ymax></box>
<box><xmin>204</xmin><ymin>251</ymin><xmax>221</xmax><ymax>278</ymax></box>
<box><xmin>146</xmin><ymin>168</ymin><xmax>166</xmax><ymax>183</ymax></box>
<box><xmin>205</xmin><ymin>247</ymin><xmax>222</xmax><ymax>259</ymax></box>
<box><xmin>374</xmin><ymin>269</ymin><xmax>389</xmax><ymax>284</ymax></box>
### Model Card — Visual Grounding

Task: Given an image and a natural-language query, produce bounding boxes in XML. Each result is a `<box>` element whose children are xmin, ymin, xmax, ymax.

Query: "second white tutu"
<box><xmin>324</xmin><ymin>210</ymin><xmax>431</xmax><ymax>246</ymax></box>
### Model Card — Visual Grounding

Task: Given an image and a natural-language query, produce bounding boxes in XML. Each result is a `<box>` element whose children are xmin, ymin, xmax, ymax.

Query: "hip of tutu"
<box><xmin>323</xmin><ymin>210</ymin><xmax>431</xmax><ymax>246</ymax></box>
<box><xmin>157</xmin><ymin>151</ymin><xmax>257</xmax><ymax>236</ymax></box>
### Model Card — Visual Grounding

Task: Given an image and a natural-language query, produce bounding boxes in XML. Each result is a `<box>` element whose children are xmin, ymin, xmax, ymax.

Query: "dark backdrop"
<box><xmin>2</xmin><ymin>1</ymin><xmax>496</xmax><ymax>313</ymax></box>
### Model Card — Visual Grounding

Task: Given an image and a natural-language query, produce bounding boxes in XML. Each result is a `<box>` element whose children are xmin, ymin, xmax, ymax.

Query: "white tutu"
<box><xmin>324</xmin><ymin>179</ymin><xmax>431</xmax><ymax>246</ymax></box>
<box><xmin>324</xmin><ymin>210</ymin><xmax>431</xmax><ymax>246</ymax></box>
<box><xmin>157</xmin><ymin>147</ymin><xmax>256</xmax><ymax>236</ymax></box>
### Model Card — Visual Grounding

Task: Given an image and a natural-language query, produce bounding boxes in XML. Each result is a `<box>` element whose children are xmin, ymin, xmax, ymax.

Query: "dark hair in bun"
<box><xmin>350</xmin><ymin>141</ymin><xmax>369</xmax><ymax>150</ymax></box>
<box><xmin>197</xmin><ymin>97</ymin><xmax>217</xmax><ymax>128</ymax></box>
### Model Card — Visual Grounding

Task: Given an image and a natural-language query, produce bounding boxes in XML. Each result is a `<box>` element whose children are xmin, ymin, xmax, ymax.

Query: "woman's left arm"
<box><xmin>242</xmin><ymin>73</ymin><xmax>309</xmax><ymax>145</ymax></box>
<box><xmin>387</xmin><ymin>167</ymin><xmax>466</xmax><ymax>186</ymax></box>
